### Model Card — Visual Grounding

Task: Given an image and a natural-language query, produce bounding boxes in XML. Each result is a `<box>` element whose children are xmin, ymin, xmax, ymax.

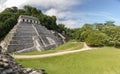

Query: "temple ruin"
<box><xmin>1</xmin><ymin>15</ymin><xmax>65</xmax><ymax>53</ymax></box>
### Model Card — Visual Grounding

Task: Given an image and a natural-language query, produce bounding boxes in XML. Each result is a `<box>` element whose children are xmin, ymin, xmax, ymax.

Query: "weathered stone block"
<box><xmin>0</xmin><ymin>53</ymin><xmax>45</xmax><ymax>74</ymax></box>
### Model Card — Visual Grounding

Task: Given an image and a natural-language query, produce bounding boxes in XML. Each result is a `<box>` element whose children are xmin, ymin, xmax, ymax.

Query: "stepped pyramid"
<box><xmin>1</xmin><ymin>15</ymin><xmax>65</xmax><ymax>53</ymax></box>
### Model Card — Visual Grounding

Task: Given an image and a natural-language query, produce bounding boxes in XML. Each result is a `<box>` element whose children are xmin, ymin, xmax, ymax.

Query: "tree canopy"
<box><xmin>72</xmin><ymin>21</ymin><xmax>120</xmax><ymax>47</ymax></box>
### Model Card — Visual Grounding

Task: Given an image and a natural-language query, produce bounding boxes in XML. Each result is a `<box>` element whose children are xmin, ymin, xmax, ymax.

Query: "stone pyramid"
<box><xmin>1</xmin><ymin>15</ymin><xmax>64</xmax><ymax>53</ymax></box>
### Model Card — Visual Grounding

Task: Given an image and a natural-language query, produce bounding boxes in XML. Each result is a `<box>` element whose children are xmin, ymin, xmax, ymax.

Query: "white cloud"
<box><xmin>5</xmin><ymin>0</ymin><xmax>26</xmax><ymax>8</ymax></box>
<box><xmin>26</xmin><ymin>0</ymin><xmax>80</xmax><ymax>10</ymax></box>
<box><xmin>61</xmin><ymin>20</ymin><xmax>79</xmax><ymax>28</ymax></box>
<box><xmin>45</xmin><ymin>9</ymin><xmax>58</xmax><ymax>16</ymax></box>
<box><xmin>0</xmin><ymin>0</ymin><xmax>83</xmax><ymax>28</ymax></box>
<box><xmin>45</xmin><ymin>8</ymin><xmax>72</xmax><ymax>20</ymax></box>
<box><xmin>0</xmin><ymin>0</ymin><xmax>80</xmax><ymax>10</ymax></box>
<box><xmin>57</xmin><ymin>19</ymin><xmax>84</xmax><ymax>28</ymax></box>
<box><xmin>0</xmin><ymin>0</ymin><xmax>26</xmax><ymax>11</ymax></box>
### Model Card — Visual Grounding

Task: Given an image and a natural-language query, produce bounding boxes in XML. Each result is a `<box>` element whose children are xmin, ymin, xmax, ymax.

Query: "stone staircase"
<box><xmin>34</xmin><ymin>24</ymin><xmax>62</xmax><ymax>45</ymax></box>
<box><xmin>33</xmin><ymin>24</ymin><xmax>60</xmax><ymax>49</ymax></box>
<box><xmin>7</xmin><ymin>22</ymin><xmax>36</xmax><ymax>52</ymax></box>
<box><xmin>1</xmin><ymin>15</ymin><xmax>64</xmax><ymax>53</ymax></box>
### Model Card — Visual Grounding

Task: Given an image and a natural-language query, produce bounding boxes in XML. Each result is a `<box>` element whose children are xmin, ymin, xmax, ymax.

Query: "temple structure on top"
<box><xmin>1</xmin><ymin>15</ymin><xmax>65</xmax><ymax>53</ymax></box>
<box><xmin>18</xmin><ymin>15</ymin><xmax>40</xmax><ymax>24</ymax></box>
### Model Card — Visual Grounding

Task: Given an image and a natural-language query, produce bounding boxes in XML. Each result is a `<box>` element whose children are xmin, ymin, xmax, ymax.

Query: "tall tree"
<box><xmin>104</xmin><ymin>21</ymin><xmax>115</xmax><ymax>27</ymax></box>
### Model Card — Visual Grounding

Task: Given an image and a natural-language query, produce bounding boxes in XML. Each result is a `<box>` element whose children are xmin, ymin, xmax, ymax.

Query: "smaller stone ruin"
<box><xmin>0</xmin><ymin>47</ymin><xmax>45</xmax><ymax>74</ymax></box>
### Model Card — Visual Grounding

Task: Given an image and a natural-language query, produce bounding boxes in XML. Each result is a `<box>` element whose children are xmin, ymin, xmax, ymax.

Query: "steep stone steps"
<box><xmin>14</xmin><ymin>33</ymin><xmax>36</xmax><ymax>37</ymax></box>
<box><xmin>12</xmin><ymin>37</ymin><xmax>33</xmax><ymax>40</ymax></box>
<box><xmin>8</xmin><ymin>44</ymin><xmax>34</xmax><ymax>52</ymax></box>
<box><xmin>34</xmin><ymin>24</ymin><xmax>62</xmax><ymax>46</ymax></box>
<box><xmin>9</xmin><ymin>40</ymin><xmax>33</xmax><ymax>45</ymax></box>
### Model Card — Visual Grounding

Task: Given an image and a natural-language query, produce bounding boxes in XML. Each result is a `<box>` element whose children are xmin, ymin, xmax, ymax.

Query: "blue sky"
<box><xmin>70</xmin><ymin>0</ymin><xmax>120</xmax><ymax>27</ymax></box>
<box><xmin>0</xmin><ymin>0</ymin><xmax>120</xmax><ymax>28</ymax></box>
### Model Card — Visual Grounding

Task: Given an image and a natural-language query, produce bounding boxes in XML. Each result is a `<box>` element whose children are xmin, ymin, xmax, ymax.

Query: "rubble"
<box><xmin>0</xmin><ymin>47</ymin><xmax>45</xmax><ymax>74</ymax></box>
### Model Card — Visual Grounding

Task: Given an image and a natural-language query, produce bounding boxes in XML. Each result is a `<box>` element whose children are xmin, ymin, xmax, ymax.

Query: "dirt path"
<box><xmin>12</xmin><ymin>42</ymin><xmax>93</xmax><ymax>59</ymax></box>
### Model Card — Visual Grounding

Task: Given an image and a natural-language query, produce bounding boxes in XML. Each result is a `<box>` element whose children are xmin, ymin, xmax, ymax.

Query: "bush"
<box><xmin>86</xmin><ymin>31</ymin><xmax>108</xmax><ymax>47</ymax></box>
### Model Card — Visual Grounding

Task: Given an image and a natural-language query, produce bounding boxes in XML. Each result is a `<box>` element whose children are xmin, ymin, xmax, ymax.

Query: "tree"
<box><xmin>93</xmin><ymin>23</ymin><xmax>104</xmax><ymax>31</ymax></box>
<box><xmin>82</xmin><ymin>24</ymin><xmax>94</xmax><ymax>30</ymax></box>
<box><xmin>23</xmin><ymin>5</ymin><xmax>33</xmax><ymax>15</ymax></box>
<box><xmin>11</xmin><ymin>7</ymin><xmax>18</xmax><ymax>12</ymax></box>
<box><xmin>102</xmin><ymin>26</ymin><xmax>120</xmax><ymax>47</ymax></box>
<box><xmin>58</xmin><ymin>24</ymin><xmax>65</xmax><ymax>33</ymax></box>
<box><xmin>104</xmin><ymin>21</ymin><xmax>115</xmax><ymax>27</ymax></box>
<box><xmin>86</xmin><ymin>31</ymin><xmax>108</xmax><ymax>47</ymax></box>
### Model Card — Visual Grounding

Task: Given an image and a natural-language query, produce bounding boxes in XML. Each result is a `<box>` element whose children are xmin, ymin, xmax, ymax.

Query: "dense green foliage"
<box><xmin>0</xmin><ymin>5</ymin><xmax>72</xmax><ymax>41</ymax></box>
<box><xmin>16</xmin><ymin>47</ymin><xmax>120</xmax><ymax>74</ymax></box>
<box><xmin>101</xmin><ymin>26</ymin><xmax>120</xmax><ymax>47</ymax></box>
<box><xmin>86</xmin><ymin>30</ymin><xmax>108</xmax><ymax>47</ymax></box>
<box><xmin>72</xmin><ymin>21</ymin><xmax>120</xmax><ymax>47</ymax></box>
<box><xmin>0</xmin><ymin>13</ymin><xmax>18</xmax><ymax>40</ymax></box>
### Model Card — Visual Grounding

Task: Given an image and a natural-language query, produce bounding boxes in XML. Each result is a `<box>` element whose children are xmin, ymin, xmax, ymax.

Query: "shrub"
<box><xmin>86</xmin><ymin>31</ymin><xmax>108</xmax><ymax>47</ymax></box>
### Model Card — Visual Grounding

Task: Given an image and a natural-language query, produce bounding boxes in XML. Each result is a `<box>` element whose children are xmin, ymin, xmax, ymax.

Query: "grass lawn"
<box><xmin>16</xmin><ymin>47</ymin><xmax>120</xmax><ymax>74</ymax></box>
<box><xmin>16</xmin><ymin>40</ymin><xmax>83</xmax><ymax>55</ymax></box>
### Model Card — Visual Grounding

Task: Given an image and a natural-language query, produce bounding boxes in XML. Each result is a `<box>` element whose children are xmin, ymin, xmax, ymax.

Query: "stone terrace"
<box><xmin>1</xmin><ymin>15</ymin><xmax>65</xmax><ymax>53</ymax></box>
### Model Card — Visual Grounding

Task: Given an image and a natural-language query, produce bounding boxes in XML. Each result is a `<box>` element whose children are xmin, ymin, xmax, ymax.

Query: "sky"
<box><xmin>0</xmin><ymin>0</ymin><xmax>120</xmax><ymax>28</ymax></box>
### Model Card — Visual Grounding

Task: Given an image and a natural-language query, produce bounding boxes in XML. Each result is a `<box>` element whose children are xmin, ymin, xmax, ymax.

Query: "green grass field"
<box><xmin>16</xmin><ymin>40</ymin><xmax>83</xmax><ymax>55</ymax></box>
<box><xmin>16</xmin><ymin>47</ymin><xmax>120</xmax><ymax>74</ymax></box>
